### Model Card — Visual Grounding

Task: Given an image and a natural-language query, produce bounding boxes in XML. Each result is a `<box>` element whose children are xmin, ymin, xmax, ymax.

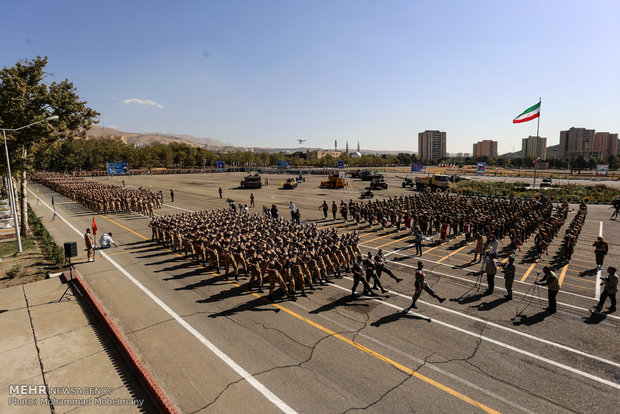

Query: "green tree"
<box><xmin>0</xmin><ymin>56</ymin><xmax>98</xmax><ymax>235</ymax></box>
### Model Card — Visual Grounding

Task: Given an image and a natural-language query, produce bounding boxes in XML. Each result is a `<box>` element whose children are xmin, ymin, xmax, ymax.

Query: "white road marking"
<box><xmin>595</xmin><ymin>221</ymin><xmax>603</xmax><ymax>300</ymax></box>
<box><xmin>326</xmin><ymin>281</ymin><xmax>620</xmax><ymax>390</ymax></box>
<box><xmin>366</xmin><ymin>252</ymin><xmax>620</xmax><ymax>323</ymax></box>
<box><xmin>360</xmin><ymin>243</ymin><xmax>604</xmax><ymax>303</ymax></box>
<box><xmin>29</xmin><ymin>189</ymin><xmax>297</xmax><ymax>414</ymax></box>
<box><xmin>292</xmin><ymin>303</ymin><xmax>533</xmax><ymax>413</ymax></box>
<box><xmin>162</xmin><ymin>203</ymin><xmax>194</xmax><ymax>212</ymax></box>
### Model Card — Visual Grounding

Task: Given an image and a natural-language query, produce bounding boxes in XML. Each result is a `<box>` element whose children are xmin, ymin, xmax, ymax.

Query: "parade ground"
<box><xmin>23</xmin><ymin>171</ymin><xmax>619</xmax><ymax>413</ymax></box>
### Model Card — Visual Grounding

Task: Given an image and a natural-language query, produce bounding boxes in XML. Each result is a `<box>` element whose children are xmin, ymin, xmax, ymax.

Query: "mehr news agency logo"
<box><xmin>8</xmin><ymin>385</ymin><xmax>145</xmax><ymax>408</ymax></box>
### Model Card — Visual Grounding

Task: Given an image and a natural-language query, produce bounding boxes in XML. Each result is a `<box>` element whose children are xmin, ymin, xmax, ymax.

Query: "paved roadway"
<box><xmin>28</xmin><ymin>172</ymin><xmax>619</xmax><ymax>413</ymax></box>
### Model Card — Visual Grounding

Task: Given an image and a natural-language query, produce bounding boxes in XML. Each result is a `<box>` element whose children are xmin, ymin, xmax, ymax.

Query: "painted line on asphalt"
<box><xmin>34</xmin><ymin>189</ymin><xmax>503</xmax><ymax>413</ymax></box>
<box><xmin>269</xmin><ymin>297</ymin><xmax>500</xmax><ymax>413</ymax></box>
<box><xmin>359</xmin><ymin>243</ymin><xmax>620</xmax><ymax>321</ymax></box>
<box><xmin>361</xmin><ymin>244</ymin><xmax>603</xmax><ymax>303</ymax></box>
<box><xmin>162</xmin><ymin>203</ymin><xmax>194</xmax><ymax>212</ymax></box>
<box><xmin>29</xmin><ymin>189</ymin><xmax>297</xmax><ymax>414</ymax></box>
<box><xmin>290</xmin><ymin>302</ymin><xmax>532</xmax><ymax>414</ymax></box>
<box><xmin>97</xmin><ymin>196</ymin><xmax>620</xmax><ymax>390</ymax></box>
<box><xmin>361</xmin><ymin>231</ymin><xmax>400</xmax><ymax>244</ymax></box>
<box><xmin>520</xmin><ymin>262</ymin><xmax>538</xmax><ymax>282</ymax></box>
<box><xmin>330</xmin><ymin>279</ymin><xmax>620</xmax><ymax>390</ymax></box>
<box><xmin>595</xmin><ymin>221</ymin><xmax>603</xmax><ymax>300</ymax></box>
<box><xmin>437</xmin><ymin>243</ymin><xmax>471</xmax><ymax>263</ymax></box>
<box><xmin>375</xmin><ymin>233</ymin><xmax>411</xmax><ymax>249</ymax></box>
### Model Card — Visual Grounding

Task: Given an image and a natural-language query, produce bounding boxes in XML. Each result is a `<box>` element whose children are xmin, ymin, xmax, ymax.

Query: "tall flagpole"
<box><xmin>533</xmin><ymin>97</ymin><xmax>541</xmax><ymax>189</ymax></box>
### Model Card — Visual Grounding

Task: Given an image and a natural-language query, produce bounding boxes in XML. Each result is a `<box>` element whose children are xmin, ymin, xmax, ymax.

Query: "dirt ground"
<box><xmin>0</xmin><ymin>237</ymin><xmax>55</xmax><ymax>289</ymax></box>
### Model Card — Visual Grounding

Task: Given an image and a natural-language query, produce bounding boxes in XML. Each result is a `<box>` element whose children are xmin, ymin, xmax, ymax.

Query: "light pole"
<box><xmin>1</xmin><ymin>115</ymin><xmax>58</xmax><ymax>253</ymax></box>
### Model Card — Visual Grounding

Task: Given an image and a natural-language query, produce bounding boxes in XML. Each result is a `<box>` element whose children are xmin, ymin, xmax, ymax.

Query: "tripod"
<box><xmin>515</xmin><ymin>274</ymin><xmax>543</xmax><ymax>316</ymax></box>
<box><xmin>58</xmin><ymin>256</ymin><xmax>75</xmax><ymax>302</ymax></box>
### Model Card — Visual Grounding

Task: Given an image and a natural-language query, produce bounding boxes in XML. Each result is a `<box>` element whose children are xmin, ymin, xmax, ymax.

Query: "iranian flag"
<box><xmin>513</xmin><ymin>101</ymin><xmax>541</xmax><ymax>123</ymax></box>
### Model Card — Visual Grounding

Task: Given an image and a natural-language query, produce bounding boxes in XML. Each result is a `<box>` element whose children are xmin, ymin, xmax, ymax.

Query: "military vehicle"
<box><xmin>360</xmin><ymin>189</ymin><xmax>374</xmax><ymax>199</ymax></box>
<box><xmin>397</xmin><ymin>176</ymin><xmax>415</xmax><ymax>188</ymax></box>
<box><xmin>360</xmin><ymin>171</ymin><xmax>381</xmax><ymax>181</ymax></box>
<box><xmin>240</xmin><ymin>173</ymin><xmax>263</xmax><ymax>189</ymax></box>
<box><xmin>320</xmin><ymin>174</ymin><xmax>347</xmax><ymax>189</ymax></box>
<box><xmin>369</xmin><ymin>177</ymin><xmax>388</xmax><ymax>190</ymax></box>
<box><xmin>415</xmin><ymin>175</ymin><xmax>450</xmax><ymax>191</ymax></box>
<box><xmin>282</xmin><ymin>178</ymin><xmax>298</xmax><ymax>189</ymax></box>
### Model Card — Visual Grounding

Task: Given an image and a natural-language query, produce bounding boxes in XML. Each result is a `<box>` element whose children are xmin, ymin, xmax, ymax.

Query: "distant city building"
<box><xmin>559</xmin><ymin>127</ymin><xmax>597</xmax><ymax>160</ymax></box>
<box><xmin>521</xmin><ymin>135</ymin><xmax>547</xmax><ymax>160</ymax></box>
<box><xmin>418</xmin><ymin>130</ymin><xmax>446</xmax><ymax>160</ymax></box>
<box><xmin>472</xmin><ymin>140</ymin><xmax>498</xmax><ymax>158</ymax></box>
<box><xmin>307</xmin><ymin>150</ymin><xmax>342</xmax><ymax>160</ymax></box>
<box><xmin>592</xmin><ymin>132</ymin><xmax>618</xmax><ymax>160</ymax></box>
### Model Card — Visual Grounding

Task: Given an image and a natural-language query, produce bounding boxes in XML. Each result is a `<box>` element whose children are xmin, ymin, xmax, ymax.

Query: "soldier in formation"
<box><xmin>149</xmin><ymin>208</ymin><xmax>361</xmax><ymax>301</ymax></box>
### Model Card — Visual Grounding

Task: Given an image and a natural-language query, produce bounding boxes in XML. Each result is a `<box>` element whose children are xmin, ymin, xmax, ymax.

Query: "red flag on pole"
<box><xmin>92</xmin><ymin>217</ymin><xmax>98</xmax><ymax>236</ymax></box>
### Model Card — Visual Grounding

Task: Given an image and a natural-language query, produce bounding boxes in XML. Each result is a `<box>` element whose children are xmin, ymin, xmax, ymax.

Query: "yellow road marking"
<box><xmin>437</xmin><ymin>243</ymin><xmax>471</xmax><ymax>263</ymax></box>
<box><xmin>520</xmin><ymin>262</ymin><xmax>538</xmax><ymax>282</ymax></box>
<box><xmin>97</xmin><ymin>214</ymin><xmax>149</xmax><ymax>240</ymax></box>
<box><xmin>375</xmin><ymin>234</ymin><xmax>410</xmax><ymax>249</ymax></box>
<box><xmin>362</xmin><ymin>231</ymin><xmax>399</xmax><ymax>244</ymax></box>
<box><xmin>99</xmin><ymin>214</ymin><xmax>500</xmax><ymax>413</ymax></box>
<box><xmin>271</xmin><ymin>302</ymin><xmax>500</xmax><ymax>414</ymax></box>
<box><xmin>421</xmin><ymin>242</ymin><xmax>446</xmax><ymax>256</ymax></box>
<box><xmin>558</xmin><ymin>264</ymin><xmax>569</xmax><ymax>287</ymax></box>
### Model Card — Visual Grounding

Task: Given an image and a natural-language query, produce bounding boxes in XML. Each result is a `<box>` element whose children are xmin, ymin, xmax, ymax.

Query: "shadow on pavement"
<box><xmin>196</xmin><ymin>283</ymin><xmax>248</xmax><ymax>303</ymax></box>
<box><xmin>451</xmin><ymin>291</ymin><xmax>486</xmax><ymax>305</ymax></box>
<box><xmin>511</xmin><ymin>310</ymin><xmax>550</xmax><ymax>326</ymax></box>
<box><xmin>371</xmin><ymin>309</ymin><xmax>431</xmax><ymax>327</ymax></box>
<box><xmin>309</xmin><ymin>295</ymin><xmax>371</xmax><ymax>314</ymax></box>
<box><xmin>207</xmin><ymin>296</ymin><xmax>280</xmax><ymax>318</ymax></box>
<box><xmin>583</xmin><ymin>309</ymin><xmax>615</xmax><ymax>324</ymax></box>
<box><xmin>162</xmin><ymin>267</ymin><xmax>207</xmax><ymax>281</ymax></box>
<box><xmin>175</xmin><ymin>275</ymin><xmax>226</xmax><ymax>291</ymax></box>
<box><xmin>476</xmin><ymin>296</ymin><xmax>510</xmax><ymax>311</ymax></box>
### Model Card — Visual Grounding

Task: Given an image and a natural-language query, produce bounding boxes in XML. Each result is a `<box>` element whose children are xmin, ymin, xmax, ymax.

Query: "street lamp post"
<box><xmin>1</xmin><ymin>115</ymin><xmax>58</xmax><ymax>253</ymax></box>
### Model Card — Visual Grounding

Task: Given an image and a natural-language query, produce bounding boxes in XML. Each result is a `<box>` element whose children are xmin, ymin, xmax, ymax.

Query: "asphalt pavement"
<box><xmin>24</xmin><ymin>172</ymin><xmax>619</xmax><ymax>413</ymax></box>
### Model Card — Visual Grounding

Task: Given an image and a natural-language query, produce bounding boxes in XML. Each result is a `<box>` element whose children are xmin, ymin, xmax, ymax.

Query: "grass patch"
<box><xmin>27</xmin><ymin>206</ymin><xmax>65</xmax><ymax>269</ymax></box>
<box><xmin>0</xmin><ymin>238</ymin><xmax>36</xmax><ymax>257</ymax></box>
<box><xmin>6</xmin><ymin>266</ymin><xmax>21</xmax><ymax>279</ymax></box>
<box><xmin>452</xmin><ymin>181</ymin><xmax>620</xmax><ymax>203</ymax></box>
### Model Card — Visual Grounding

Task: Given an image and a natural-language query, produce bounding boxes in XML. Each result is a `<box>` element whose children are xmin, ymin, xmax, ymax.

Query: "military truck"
<box><xmin>240</xmin><ymin>173</ymin><xmax>263</xmax><ymax>189</ymax></box>
<box><xmin>320</xmin><ymin>174</ymin><xmax>347</xmax><ymax>189</ymax></box>
<box><xmin>415</xmin><ymin>175</ymin><xmax>450</xmax><ymax>191</ymax></box>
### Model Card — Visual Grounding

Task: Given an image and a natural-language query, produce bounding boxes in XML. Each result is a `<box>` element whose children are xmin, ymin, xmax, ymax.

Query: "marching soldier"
<box><xmin>351</xmin><ymin>255</ymin><xmax>375</xmax><ymax>298</ymax></box>
<box><xmin>374</xmin><ymin>249</ymin><xmax>402</xmax><ymax>283</ymax></box>
<box><xmin>407</xmin><ymin>261</ymin><xmax>445</xmax><ymax>309</ymax></box>
<box><xmin>364</xmin><ymin>252</ymin><xmax>387</xmax><ymax>294</ymax></box>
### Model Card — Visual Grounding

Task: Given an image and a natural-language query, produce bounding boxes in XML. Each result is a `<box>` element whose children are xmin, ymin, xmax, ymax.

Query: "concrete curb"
<box><xmin>72</xmin><ymin>272</ymin><xmax>179</xmax><ymax>414</ymax></box>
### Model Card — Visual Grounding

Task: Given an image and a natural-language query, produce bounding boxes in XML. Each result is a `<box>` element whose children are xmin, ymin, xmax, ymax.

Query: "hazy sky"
<box><xmin>2</xmin><ymin>0</ymin><xmax>619</xmax><ymax>154</ymax></box>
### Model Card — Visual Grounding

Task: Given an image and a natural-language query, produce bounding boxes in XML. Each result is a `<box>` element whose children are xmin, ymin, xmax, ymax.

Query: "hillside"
<box><xmin>88</xmin><ymin>125</ymin><xmax>228</xmax><ymax>147</ymax></box>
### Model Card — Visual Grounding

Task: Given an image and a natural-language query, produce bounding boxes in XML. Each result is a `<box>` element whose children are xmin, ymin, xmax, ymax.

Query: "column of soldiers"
<box><xmin>333</xmin><ymin>193</ymin><xmax>554</xmax><ymax>248</ymax></box>
<box><xmin>531</xmin><ymin>202</ymin><xmax>569</xmax><ymax>259</ymax></box>
<box><xmin>149</xmin><ymin>209</ymin><xmax>362</xmax><ymax>301</ymax></box>
<box><xmin>560</xmin><ymin>203</ymin><xmax>588</xmax><ymax>261</ymax></box>
<box><xmin>32</xmin><ymin>172</ymin><xmax>161</xmax><ymax>216</ymax></box>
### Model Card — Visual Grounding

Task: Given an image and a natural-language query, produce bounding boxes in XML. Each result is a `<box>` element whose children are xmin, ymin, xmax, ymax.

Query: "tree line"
<box><xmin>34</xmin><ymin>137</ymin><xmax>620</xmax><ymax>172</ymax></box>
